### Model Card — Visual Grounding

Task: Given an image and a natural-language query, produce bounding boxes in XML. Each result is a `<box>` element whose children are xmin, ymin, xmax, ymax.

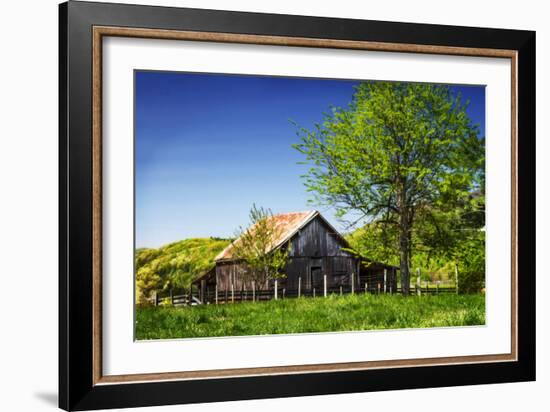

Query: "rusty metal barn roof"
<box><xmin>214</xmin><ymin>210</ymin><xmax>319</xmax><ymax>262</ymax></box>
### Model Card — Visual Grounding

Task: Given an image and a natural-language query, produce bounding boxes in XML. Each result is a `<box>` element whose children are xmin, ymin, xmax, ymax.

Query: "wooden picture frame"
<box><xmin>59</xmin><ymin>1</ymin><xmax>535</xmax><ymax>410</ymax></box>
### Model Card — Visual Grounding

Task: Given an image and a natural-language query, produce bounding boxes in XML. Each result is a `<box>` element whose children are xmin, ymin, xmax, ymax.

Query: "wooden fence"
<box><xmin>151</xmin><ymin>276</ymin><xmax>458</xmax><ymax>307</ymax></box>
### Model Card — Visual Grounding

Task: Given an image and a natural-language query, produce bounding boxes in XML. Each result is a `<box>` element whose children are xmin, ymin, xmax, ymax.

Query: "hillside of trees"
<box><xmin>135</xmin><ymin>237</ymin><xmax>231</xmax><ymax>305</ymax></box>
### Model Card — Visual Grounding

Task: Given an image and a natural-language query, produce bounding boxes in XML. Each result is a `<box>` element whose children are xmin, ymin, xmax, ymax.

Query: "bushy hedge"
<box><xmin>458</xmin><ymin>270</ymin><xmax>485</xmax><ymax>294</ymax></box>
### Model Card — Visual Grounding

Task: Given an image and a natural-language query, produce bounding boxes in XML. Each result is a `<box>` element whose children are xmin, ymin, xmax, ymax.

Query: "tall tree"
<box><xmin>231</xmin><ymin>204</ymin><xmax>289</xmax><ymax>289</ymax></box>
<box><xmin>294</xmin><ymin>82</ymin><xmax>484</xmax><ymax>294</ymax></box>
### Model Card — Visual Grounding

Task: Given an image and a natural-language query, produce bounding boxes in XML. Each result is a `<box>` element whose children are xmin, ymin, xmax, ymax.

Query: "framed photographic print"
<box><xmin>59</xmin><ymin>1</ymin><xmax>535</xmax><ymax>410</ymax></box>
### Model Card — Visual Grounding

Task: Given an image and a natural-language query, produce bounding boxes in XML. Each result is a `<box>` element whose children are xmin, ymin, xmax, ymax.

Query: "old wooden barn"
<box><xmin>193</xmin><ymin>211</ymin><xmax>398</xmax><ymax>303</ymax></box>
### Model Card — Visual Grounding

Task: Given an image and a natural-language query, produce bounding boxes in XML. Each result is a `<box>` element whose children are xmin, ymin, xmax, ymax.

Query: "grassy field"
<box><xmin>135</xmin><ymin>293</ymin><xmax>485</xmax><ymax>340</ymax></box>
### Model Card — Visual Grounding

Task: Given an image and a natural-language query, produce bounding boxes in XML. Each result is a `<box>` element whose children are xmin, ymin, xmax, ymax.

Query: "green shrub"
<box><xmin>458</xmin><ymin>270</ymin><xmax>484</xmax><ymax>294</ymax></box>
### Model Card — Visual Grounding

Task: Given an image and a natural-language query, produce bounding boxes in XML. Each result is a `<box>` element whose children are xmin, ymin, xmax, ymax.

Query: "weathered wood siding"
<box><xmin>288</xmin><ymin>216</ymin><xmax>352</xmax><ymax>258</ymax></box>
<box><xmin>215</xmin><ymin>262</ymin><xmax>268</xmax><ymax>292</ymax></box>
<box><xmin>284</xmin><ymin>217</ymin><xmax>359</xmax><ymax>290</ymax></box>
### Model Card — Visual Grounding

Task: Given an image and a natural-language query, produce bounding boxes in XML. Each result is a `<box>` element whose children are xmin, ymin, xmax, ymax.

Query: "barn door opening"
<box><xmin>310</xmin><ymin>266</ymin><xmax>323</xmax><ymax>291</ymax></box>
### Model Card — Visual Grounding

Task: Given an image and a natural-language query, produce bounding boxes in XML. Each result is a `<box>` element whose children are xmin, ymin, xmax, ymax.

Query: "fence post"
<box><xmin>384</xmin><ymin>269</ymin><xmax>387</xmax><ymax>294</ymax></box>
<box><xmin>231</xmin><ymin>283</ymin><xmax>234</xmax><ymax>303</ymax></box>
<box><xmin>340</xmin><ymin>285</ymin><xmax>343</xmax><ymax>296</ymax></box>
<box><xmin>351</xmin><ymin>272</ymin><xmax>355</xmax><ymax>294</ymax></box>
<box><xmin>154</xmin><ymin>291</ymin><xmax>158</xmax><ymax>306</ymax></box>
<box><xmin>274</xmin><ymin>279</ymin><xmax>278</xmax><ymax>300</ymax></box>
<box><xmin>323</xmin><ymin>275</ymin><xmax>327</xmax><ymax>297</ymax></box>
<box><xmin>416</xmin><ymin>268</ymin><xmax>421</xmax><ymax>296</ymax></box>
<box><xmin>455</xmin><ymin>264</ymin><xmax>459</xmax><ymax>294</ymax></box>
<box><xmin>215</xmin><ymin>284</ymin><xmax>218</xmax><ymax>305</ymax></box>
<box><xmin>365</xmin><ymin>282</ymin><xmax>368</xmax><ymax>294</ymax></box>
<box><xmin>313</xmin><ymin>288</ymin><xmax>316</xmax><ymax>298</ymax></box>
<box><xmin>298</xmin><ymin>276</ymin><xmax>302</xmax><ymax>298</ymax></box>
<box><xmin>377</xmin><ymin>283</ymin><xmax>380</xmax><ymax>294</ymax></box>
<box><xmin>252</xmin><ymin>281</ymin><xmax>256</xmax><ymax>302</ymax></box>
<box><xmin>283</xmin><ymin>288</ymin><xmax>286</xmax><ymax>299</ymax></box>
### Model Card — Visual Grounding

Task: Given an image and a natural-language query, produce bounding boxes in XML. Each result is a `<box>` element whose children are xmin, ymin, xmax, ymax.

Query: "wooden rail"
<box><xmin>151</xmin><ymin>283</ymin><xmax>458</xmax><ymax>306</ymax></box>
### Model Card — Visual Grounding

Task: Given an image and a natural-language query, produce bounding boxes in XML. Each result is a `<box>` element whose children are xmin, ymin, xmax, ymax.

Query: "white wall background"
<box><xmin>0</xmin><ymin>0</ymin><xmax>546</xmax><ymax>411</ymax></box>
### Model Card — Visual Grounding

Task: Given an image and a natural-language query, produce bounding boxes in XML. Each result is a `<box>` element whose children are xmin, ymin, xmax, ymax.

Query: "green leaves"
<box><xmin>295</xmin><ymin>81</ymin><xmax>483</xmax><ymax>218</ymax></box>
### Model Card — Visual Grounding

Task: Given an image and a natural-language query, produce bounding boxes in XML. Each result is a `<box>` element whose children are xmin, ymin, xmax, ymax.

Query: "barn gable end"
<box><xmin>288</xmin><ymin>213</ymin><xmax>353</xmax><ymax>258</ymax></box>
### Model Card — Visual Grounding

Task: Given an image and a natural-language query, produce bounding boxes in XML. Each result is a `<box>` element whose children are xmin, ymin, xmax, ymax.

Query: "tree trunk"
<box><xmin>399</xmin><ymin>222</ymin><xmax>411</xmax><ymax>295</ymax></box>
<box><xmin>398</xmin><ymin>184</ymin><xmax>411</xmax><ymax>295</ymax></box>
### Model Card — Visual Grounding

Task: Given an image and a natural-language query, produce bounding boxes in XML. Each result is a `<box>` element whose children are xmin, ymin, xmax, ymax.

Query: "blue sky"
<box><xmin>135</xmin><ymin>71</ymin><xmax>485</xmax><ymax>248</ymax></box>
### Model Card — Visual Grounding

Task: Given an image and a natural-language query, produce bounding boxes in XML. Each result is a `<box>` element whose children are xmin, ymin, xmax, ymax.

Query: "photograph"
<box><xmin>134</xmin><ymin>71</ymin><xmax>487</xmax><ymax>340</ymax></box>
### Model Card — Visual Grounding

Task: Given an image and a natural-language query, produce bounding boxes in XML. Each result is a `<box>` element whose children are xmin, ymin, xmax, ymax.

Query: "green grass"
<box><xmin>135</xmin><ymin>293</ymin><xmax>485</xmax><ymax>340</ymax></box>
